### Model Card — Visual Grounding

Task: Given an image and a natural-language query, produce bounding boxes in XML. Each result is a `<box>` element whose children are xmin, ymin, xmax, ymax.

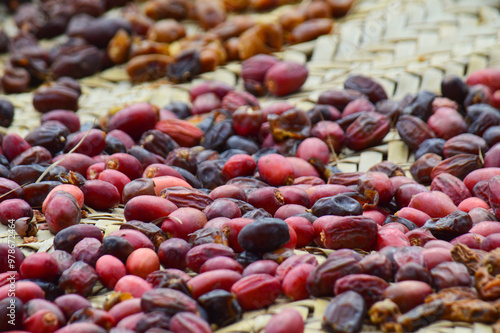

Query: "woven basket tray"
<box><xmin>1</xmin><ymin>0</ymin><xmax>500</xmax><ymax>332</ymax></box>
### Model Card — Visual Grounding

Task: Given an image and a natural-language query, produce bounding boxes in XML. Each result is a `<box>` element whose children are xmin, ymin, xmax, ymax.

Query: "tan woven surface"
<box><xmin>1</xmin><ymin>1</ymin><xmax>500</xmax><ymax>332</ymax></box>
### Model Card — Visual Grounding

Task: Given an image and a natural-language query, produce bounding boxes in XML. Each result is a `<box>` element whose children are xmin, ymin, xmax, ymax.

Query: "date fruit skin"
<box><xmin>20</xmin><ymin>252</ymin><xmax>59</xmax><ymax>281</ymax></box>
<box><xmin>265</xmin><ymin>61</ymin><xmax>308</xmax><ymax>96</ymax></box>
<box><xmin>170</xmin><ymin>311</ymin><xmax>212</xmax><ymax>333</ymax></box>
<box><xmin>185</xmin><ymin>243</ymin><xmax>235</xmax><ymax>273</ymax></box>
<box><xmin>124</xmin><ymin>195</ymin><xmax>177</xmax><ymax>223</ymax></box>
<box><xmin>344</xmin><ymin>112</ymin><xmax>390</xmax><ymax>151</ymax></box>
<box><xmin>230</xmin><ymin>273</ymin><xmax>281</xmax><ymax>310</ymax></box>
<box><xmin>141</xmin><ymin>288</ymin><xmax>198</xmax><ymax>316</ymax></box>
<box><xmin>265</xmin><ymin>308</ymin><xmax>304</xmax><ymax>333</ymax></box>
<box><xmin>237</xmin><ymin>217</ymin><xmax>290</xmax><ymax>254</ymax></box>
<box><xmin>344</xmin><ymin>75</ymin><xmax>387</xmax><ymax>103</ymax></box>
<box><xmin>258</xmin><ymin>153</ymin><xmax>294</xmax><ymax>186</ymax></box>
<box><xmin>313</xmin><ymin>215</ymin><xmax>378</xmax><ymax>251</ymax></box>
<box><xmin>423</xmin><ymin>210</ymin><xmax>472</xmax><ymax>241</ymax></box>
<box><xmin>45</xmin><ymin>191</ymin><xmax>82</xmax><ymax>235</ymax></box>
<box><xmin>396</xmin><ymin>115</ymin><xmax>436</xmax><ymax>151</ymax></box>
<box><xmin>95</xmin><ymin>255</ymin><xmax>126</xmax><ymax>289</ymax></box>
<box><xmin>306</xmin><ymin>256</ymin><xmax>362</xmax><ymax>297</ymax></box>
<box><xmin>58</xmin><ymin>261</ymin><xmax>98</xmax><ymax>297</ymax></box>
<box><xmin>187</xmin><ymin>269</ymin><xmax>242</xmax><ymax>299</ymax></box>
<box><xmin>54</xmin><ymin>224</ymin><xmax>103</xmax><ymax>253</ymax></box>
<box><xmin>383</xmin><ymin>281</ymin><xmax>432</xmax><ymax>313</ymax></box>
<box><xmin>282</xmin><ymin>263</ymin><xmax>316</xmax><ymax>301</ymax></box>
<box><xmin>322</xmin><ymin>290</ymin><xmax>365</xmax><ymax>333</ymax></box>
<box><xmin>334</xmin><ymin>274</ymin><xmax>389</xmax><ymax>307</ymax></box>
<box><xmin>106</xmin><ymin>102</ymin><xmax>158</xmax><ymax>141</ymax></box>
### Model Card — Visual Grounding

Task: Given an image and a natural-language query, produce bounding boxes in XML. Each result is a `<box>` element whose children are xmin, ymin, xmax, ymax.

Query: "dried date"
<box><xmin>323</xmin><ymin>291</ymin><xmax>365</xmax><ymax>333</ymax></box>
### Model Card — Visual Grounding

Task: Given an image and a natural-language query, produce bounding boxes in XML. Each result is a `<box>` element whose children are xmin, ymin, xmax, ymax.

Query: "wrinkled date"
<box><xmin>322</xmin><ymin>291</ymin><xmax>366</xmax><ymax>333</ymax></box>
<box><xmin>160</xmin><ymin>186</ymin><xmax>213</xmax><ymax>210</ymax></box>
<box><xmin>396</xmin><ymin>115</ymin><xmax>436</xmax><ymax>151</ymax></box>
<box><xmin>344</xmin><ymin>112</ymin><xmax>390</xmax><ymax>151</ymax></box>
<box><xmin>313</xmin><ymin>215</ymin><xmax>378</xmax><ymax>251</ymax></box>
<box><xmin>334</xmin><ymin>274</ymin><xmax>389</xmax><ymax>307</ymax></box>
<box><xmin>423</xmin><ymin>210</ymin><xmax>472</xmax><ymax>241</ymax></box>
<box><xmin>397</xmin><ymin>300</ymin><xmax>445</xmax><ymax>332</ymax></box>
<box><xmin>306</xmin><ymin>256</ymin><xmax>362</xmax><ymax>297</ymax></box>
<box><xmin>141</xmin><ymin>288</ymin><xmax>198</xmax><ymax>316</ymax></box>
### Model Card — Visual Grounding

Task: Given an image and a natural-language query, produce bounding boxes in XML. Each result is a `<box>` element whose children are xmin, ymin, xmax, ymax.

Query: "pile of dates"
<box><xmin>3</xmin><ymin>63</ymin><xmax>500</xmax><ymax>333</ymax></box>
<box><xmin>0</xmin><ymin>0</ymin><xmax>352</xmax><ymax>92</ymax></box>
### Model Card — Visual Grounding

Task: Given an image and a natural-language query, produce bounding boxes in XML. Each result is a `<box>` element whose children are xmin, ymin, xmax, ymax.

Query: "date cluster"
<box><xmin>0</xmin><ymin>0</ymin><xmax>353</xmax><ymax>92</ymax></box>
<box><xmin>2</xmin><ymin>61</ymin><xmax>500</xmax><ymax>332</ymax></box>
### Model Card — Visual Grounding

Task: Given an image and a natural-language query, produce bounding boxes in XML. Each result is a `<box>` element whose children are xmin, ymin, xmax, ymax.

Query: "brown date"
<box><xmin>344</xmin><ymin>112</ymin><xmax>390</xmax><ymax>151</ymax></box>
<box><xmin>323</xmin><ymin>291</ymin><xmax>365</xmax><ymax>333</ymax></box>
<box><xmin>430</xmin><ymin>154</ymin><xmax>482</xmax><ymax>180</ymax></box>
<box><xmin>289</xmin><ymin>18</ymin><xmax>333</xmax><ymax>44</ymax></box>
<box><xmin>410</xmin><ymin>153</ymin><xmax>442</xmax><ymax>185</ymax></box>
<box><xmin>126</xmin><ymin>54</ymin><xmax>173</xmax><ymax>82</ymax></box>
<box><xmin>396</xmin><ymin>115</ymin><xmax>436</xmax><ymax>151</ymax></box>
<box><xmin>141</xmin><ymin>288</ymin><xmax>198</xmax><ymax>316</ymax></box>
<box><xmin>237</xmin><ymin>23</ymin><xmax>283</xmax><ymax>60</ymax></box>
<box><xmin>334</xmin><ymin>274</ymin><xmax>389</xmax><ymax>307</ymax></box>
<box><xmin>306</xmin><ymin>256</ymin><xmax>362</xmax><ymax>297</ymax></box>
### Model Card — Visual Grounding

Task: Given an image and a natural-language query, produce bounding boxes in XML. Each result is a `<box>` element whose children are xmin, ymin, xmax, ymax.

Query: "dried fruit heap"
<box><xmin>0</xmin><ymin>0</ymin><xmax>352</xmax><ymax>92</ymax></box>
<box><xmin>2</xmin><ymin>64</ymin><xmax>500</xmax><ymax>332</ymax></box>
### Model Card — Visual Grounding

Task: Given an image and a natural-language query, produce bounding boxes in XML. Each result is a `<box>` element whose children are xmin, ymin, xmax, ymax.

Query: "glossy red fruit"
<box><xmin>124</xmin><ymin>195</ymin><xmax>177</xmax><ymax>222</ymax></box>
<box><xmin>187</xmin><ymin>269</ymin><xmax>242</xmax><ymax>299</ymax></box>
<box><xmin>0</xmin><ymin>280</ymin><xmax>44</xmax><ymax>303</ymax></box>
<box><xmin>106</xmin><ymin>102</ymin><xmax>158</xmax><ymax>141</ymax></box>
<box><xmin>282</xmin><ymin>263</ymin><xmax>315</xmax><ymax>301</ymax></box>
<box><xmin>230</xmin><ymin>273</ymin><xmax>281</xmax><ymax>310</ymax></box>
<box><xmin>466</xmin><ymin>68</ymin><xmax>500</xmax><ymax>92</ymax></box>
<box><xmin>45</xmin><ymin>192</ymin><xmax>81</xmax><ymax>234</ymax></box>
<box><xmin>2</xmin><ymin>133</ymin><xmax>30</xmax><ymax>161</ymax></box>
<box><xmin>41</xmin><ymin>110</ymin><xmax>81</xmax><ymax>133</ymax></box>
<box><xmin>105</xmin><ymin>153</ymin><xmax>143</xmax><ymax>180</ymax></box>
<box><xmin>81</xmin><ymin>180</ymin><xmax>121</xmax><ymax>210</ymax></box>
<box><xmin>54</xmin><ymin>294</ymin><xmax>92</xmax><ymax>320</ymax></box>
<box><xmin>200</xmin><ymin>256</ymin><xmax>243</xmax><ymax>274</ymax></box>
<box><xmin>52</xmin><ymin>153</ymin><xmax>97</xmax><ymax>176</ymax></box>
<box><xmin>20</xmin><ymin>252</ymin><xmax>59</xmax><ymax>281</ymax></box>
<box><xmin>107</xmin><ymin>298</ymin><xmax>142</xmax><ymax>324</ymax></box>
<box><xmin>265</xmin><ymin>61</ymin><xmax>308</xmax><ymax>96</ymax></box>
<box><xmin>0</xmin><ymin>199</ymin><xmax>33</xmax><ymax>226</ymax></box>
<box><xmin>285</xmin><ymin>216</ymin><xmax>315</xmax><ymax>248</ymax></box>
<box><xmin>258</xmin><ymin>154</ymin><xmax>294</xmax><ymax>186</ymax></box>
<box><xmin>109</xmin><ymin>229</ymin><xmax>155</xmax><ymax>250</ymax></box>
<box><xmin>98</xmin><ymin>169</ymin><xmax>130</xmax><ymax>197</ymax></box>
<box><xmin>242</xmin><ymin>260</ymin><xmax>279</xmax><ymax>277</ymax></box>
<box><xmin>114</xmin><ymin>275</ymin><xmax>152</xmax><ymax>298</ymax></box>
<box><xmin>96</xmin><ymin>255</ymin><xmax>126</xmax><ymax>289</ymax></box>
<box><xmin>222</xmin><ymin>154</ymin><xmax>256</xmax><ymax>179</ymax></box>
<box><xmin>0</xmin><ymin>178</ymin><xmax>24</xmax><ymax>203</ymax></box>
<box><xmin>296</xmin><ymin>137</ymin><xmax>330</xmax><ymax>165</ymax></box>
<box><xmin>126</xmin><ymin>248</ymin><xmax>160</xmax><ymax>279</ymax></box>
<box><xmin>43</xmin><ymin>185</ymin><xmax>84</xmax><ymax>213</ymax></box>
<box><xmin>64</xmin><ymin>129</ymin><xmax>107</xmax><ymax>156</ymax></box>
<box><xmin>23</xmin><ymin>309</ymin><xmax>60</xmax><ymax>333</ymax></box>
<box><xmin>161</xmin><ymin>207</ymin><xmax>207</xmax><ymax>240</ymax></box>
<box><xmin>264</xmin><ymin>308</ymin><xmax>304</xmax><ymax>333</ymax></box>
<box><xmin>232</xmin><ymin>107</ymin><xmax>264</xmax><ymax>137</ymax></box>
<box><xmin>142</xmin><ymin>163</ymin><xmax>185</xmax><ymax>179</ymax></box>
